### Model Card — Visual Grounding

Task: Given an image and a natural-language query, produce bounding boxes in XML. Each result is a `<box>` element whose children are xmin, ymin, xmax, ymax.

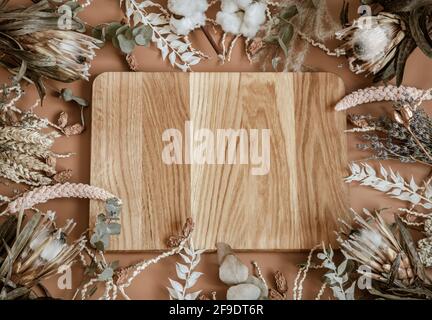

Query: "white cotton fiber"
<box><xmin>236</xmin><ymin>0</ymin><xmax>252</xmax><ymax>10</ymax></box>
<box><xmin>170</xmin><ymin>12</ymin><xmax>206</xmax><ymax>35</ymax></box>
<box><xmin>239</xmin><ymin>22</ymin><xmax>259</xmax><ymax>39</ymax></box>
<box><xmin>168</xmin><ymin>0</ymin><xmax>208</xmax><ymax>35</ymax></box>
<box><xmin>216</xmin><ymin>11</ymin><xmax>243</xmax><ymax>35</ymax></box>
<box><xmin>189</xmin><ymin>12</ymin><xmax>207</xmax><ymax>26</ymax></box>
<box><xmin>168</xmin><ymin>0</ymin><xmax>209</xmax><ymax>17</ymax></box>
<box><xmin>243</xmin><ymin>2</ymin><xmax>266</xmax><ymax>27</ymax></box>
<box><xmin>170</xmin><ymin>17</ymin><xmax>194</xmax><ymax>35</ymax></box>
<box><xmin>220</xmin><ymin>0</ymin><xmax>239</xmax><ymax>13</ymax></box>
<box><xmin>217</xmin><ymin>0</ymin><xmax>267</xmax><ymax>38</ymax></box>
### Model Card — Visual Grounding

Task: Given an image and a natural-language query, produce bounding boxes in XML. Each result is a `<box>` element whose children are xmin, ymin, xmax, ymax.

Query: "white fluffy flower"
<box><xmin>170</xmin><ymin>12</ymin><xmax>207</xmax><ymax>35</ymax></box>
<box><xmin>216</xmin><ymin>11</ymin><xmax>243</xmax><ymax>35</ymax></box>
<box><xmin>217</xmin><ymin>0</ymin><xmax>267</xmax><ymax>38</ymax></box>
<box><xmin>168</xmin><ymin>0</ymin><xmax>208</xmax><ymax>17</ymax></box>
<box><xmin>221</xmin><ymin>0</ymin><xmax>239</xmax><ymax>13</ymax></box>
<box><xmin>351</xmin><ymin>25</ymin><xmax>392</xmax><ymax>61</ymax></box>
<box><xmin>168</xmin><ymin>0</ymin><xmax>208</xmax><ymax>35</ymax></box>
<box><xmin>236</xmin><ymin>0</ymin><xmax>252</xmax><ymax>10</ymax></box>
<box><xmin>243</xmin><ymin>2</ymin><xmax>266</xmax><ymax>26</ymax></box>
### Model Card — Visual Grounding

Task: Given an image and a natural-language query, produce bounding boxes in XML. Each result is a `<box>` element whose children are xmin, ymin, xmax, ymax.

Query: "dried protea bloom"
<box><xmin>336</xmin><ymin>13</ymin><xmax>406</xmax><ymax>78</ymax></box>
<box><xmin>0</xmin><ymin>0</ymin><xmax>100</xmax><ymax>98</ymax></box>
<box><xmin>418</xmin><ymin>217</ymin><xmax>432</xmax><ymax>267</ymax></box>
<box><xmin>0</xmin><ymin>212</ymin><xmax>85</xmax><ymax>293</ymax></box>
<box><xmin>15</xmin><ymin>30</ymin><xmax>99</xmax><ymax>83</ymax></box>
<box><xmin>338</xmin><ymin>209</ymin><xmax>415</xmax><ymax>286</ymax></box>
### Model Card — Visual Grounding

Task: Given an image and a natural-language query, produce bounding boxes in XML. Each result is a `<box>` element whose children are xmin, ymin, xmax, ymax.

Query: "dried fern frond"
<box><xmin>346</xmin><ymin>163</ymin><xmax>432</xmax><ymax>211</ymax></box>
<box><xmin>167</xmin><ymin>240</ymin><xmax>204</xmax><ymax>300</ymax></box>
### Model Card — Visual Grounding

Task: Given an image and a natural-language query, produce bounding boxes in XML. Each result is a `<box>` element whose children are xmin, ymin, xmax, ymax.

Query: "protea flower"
<box><xmin>339</xmin><ymin>0</ymin><xmax>432</xmax><ymax>85</ymax></box>
<box><xmin>0</xmin><ymin>0</ymin><xmax>100</xmax><ymax>99</ymax></box>
<box><xmin>335</xmin><ymin>13</ymin><xmax>406</xmax><ymax>79</ymax></box>
<box><xmin>336</xmin><ymin>209</ymin><xmax>432</xmax><ymax>299</ymax></box>
<box><xmin>338</xmin><ymin>209</ymin><xmax>416</xmax><ymax>287</ymax></box>
<box><xmin>0</xmin><ymin>212</ymin><xmax>85</xmax><ymax>299</ymax></box>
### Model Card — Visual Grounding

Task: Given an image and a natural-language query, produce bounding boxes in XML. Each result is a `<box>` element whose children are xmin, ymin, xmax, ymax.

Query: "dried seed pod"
<box><xmin>64</xmin><ymin>123</ymin><xmax>84</xmax><ymax>136</ymax></box>
<box><xmin>400</xmin><ymin>105</ymin><xmax>413</xmax><ymax>121</ymax></box>
<box><xmin>268</xmin><ymin>288</ymin><xmax>285</xmax><ymax>300</ymax></box>
<box><xmin>393</xmin><ymin>110</ymin><xmax>405</xmax><ymax>124</ymax></box>
<box><xmin>57</xmin><ymin>112</ymin><xmax>68</xmax><ymax>128</ymax></box>
<box><xmin>53</xmin><ymin>170</ymin><xmax>72</xmax><ymax>183</ymax></box>
<box><xmin>274</xmin><ymin>270</ymin><xmax>288</xmax><ymax>294</ymax></box>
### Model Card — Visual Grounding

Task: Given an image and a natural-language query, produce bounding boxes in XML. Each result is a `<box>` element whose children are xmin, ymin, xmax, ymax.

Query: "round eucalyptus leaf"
<box><xmin>117</xmin><ymin>34</ymin><xmax>136</xmax><ymax>54</ymax></box>
<box><xmin>112</xmin><ymin>35</ymin><xmax>120</xmax><ymax>49</ymax></box>
<box><xmin>107</xmin><ymin>223</ymin><xmax>121</xmax><ymax>235</ymax></box>
<box><xmin>60</xmin><ymin>88</ymin><xmax>73</xmax><ymax>102</ymax></box>
<box><xmin>98</xmin><ymin>267</ymin><xmax>114</xmax><ymax>281</ymax></box>
<box><xmin>92</xmin><ymin>26</ymin><xmax>106</xmax><ymax>43</ymax></box>
<box><xmin>133</xmin><ymin>25</ymin><xmax>152</xmax><ymax>46</ymax></box>
<box><xmin>105</xmin><ymin>22</ymin><xmax>123</xmax><ymax>41</ymax></box>
<box><xmin>115</xmin><ymin>24</ymin><xmax>130</xmax><ymax>36</ymax></box>
<box><xmin>135</xmin><ymin>34</ymin><xmax>150</xmax><ymax>46</ymax></box>
<box><xmin>72</xmin><ymin>96</ymin><xmax>88</xmax><ymax>107</ymax></box>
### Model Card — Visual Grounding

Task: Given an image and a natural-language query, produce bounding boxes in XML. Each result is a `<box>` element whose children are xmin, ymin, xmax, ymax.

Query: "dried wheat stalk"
<box><xmin>0</xmin><ymin>84</ymin><xmax>71</xmax><ymax>187</ymax></box>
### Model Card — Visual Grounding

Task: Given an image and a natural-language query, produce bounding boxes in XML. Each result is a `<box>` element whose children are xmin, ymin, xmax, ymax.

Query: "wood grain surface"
<box><xmin>90</xmin><ymin>72</ymin><xmax>349</xmax><ymax>251</ymax></box>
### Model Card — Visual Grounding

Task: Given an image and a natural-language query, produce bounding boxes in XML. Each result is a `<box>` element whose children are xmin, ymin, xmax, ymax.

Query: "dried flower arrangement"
<box><xmin>0</xmin><ymin>183</ymin><xmax>121</xmax><ymax>300</ymax></box>
<box><xmin>193</xmin><ymin>84</ymin><xmax>432</xmax><ymax>301</ymax></box>
<box><xmin>97</xmin><ymin>0</ymin><xmax>339</xmax><ymax>71</ymax></box>
<box><xmin>302</xmin><ymin>0</ymin><xmax>432</xmax><ymax>85</ymax></box>
<box><xmin>0</xmin><ymin>213</ymin><xmax>85</xmax><ymax>300</ymax></box>
<box><xmin>250</xmin><ymin>0</ymin><xmax>340</xmax><ymax>71</ymax></box>
<box><xmin>0</xmin><ymin>0</ymin><xmax>100</xmax><ymax>100</ymax></box>
<box><xmin>0</xmin><ymin>84</ymin><xmax>77</xmax><ymax>187</ymax></box>
<box><xmin>300</xmin><ymin>85</ymin><xmax>432</xmax><ymax>300</ymax></box>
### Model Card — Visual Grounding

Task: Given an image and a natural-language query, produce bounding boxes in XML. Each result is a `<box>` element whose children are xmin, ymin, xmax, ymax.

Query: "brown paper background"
<box><xmin>2</xmin><ymin>0</ymin><xmax>432</xmax><ymax>299</ymax></box>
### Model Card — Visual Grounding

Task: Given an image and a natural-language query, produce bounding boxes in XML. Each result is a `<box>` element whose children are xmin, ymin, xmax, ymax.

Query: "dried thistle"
<box><xmin>0</xmin><ymin>0</ymin><xmax>100</xmax><ymax>99</ymax></box>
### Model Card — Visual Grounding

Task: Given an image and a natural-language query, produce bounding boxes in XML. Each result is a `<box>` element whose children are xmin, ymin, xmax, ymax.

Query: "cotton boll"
<box><xmin>240</xmin><ymin>22</ymin><xmax>260</xmax><ymax>38</ymax></box>
<box><xmin>168</xmin><ymin>0</ymin><xmax>208</xmax><ymax>17</ymax></box>
<box><xmin>236</xmin><ymin>0</ymin><xmax>252</xmax><ymax>10</ymax></box>
<box><xmin>243</xmin><ymin>2</ymin><xmax>266</xmax><ymax>27</ymax></box>
<box><xmin>189</xmin><ymin>12</ymin><xmax>207</xmax><ymax>27</ymax></box>
<box><xmin>194</xmin><ymin>0</ymin><xmax>209</xmax><ymax>13</ymax></box>
<box><xmin>220</xmin><ymin>0</ymin><xmax>239</xmax><ymax>13</ymax></box>
<box><xmin>170</xmin><ymin>17</ymin><xmax>195</xmax><ymax>35</ymax></box>
<box><xmin>216</xmin><ymin>11</ymin><xmax>243</xmax><ymax>35</ymax></box>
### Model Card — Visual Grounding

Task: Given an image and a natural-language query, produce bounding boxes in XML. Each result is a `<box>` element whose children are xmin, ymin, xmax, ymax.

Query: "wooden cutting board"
<box><xmin>90</xmin><ymin>72</ymin><xmax>348</xmax><ymax>251</ymax></box>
